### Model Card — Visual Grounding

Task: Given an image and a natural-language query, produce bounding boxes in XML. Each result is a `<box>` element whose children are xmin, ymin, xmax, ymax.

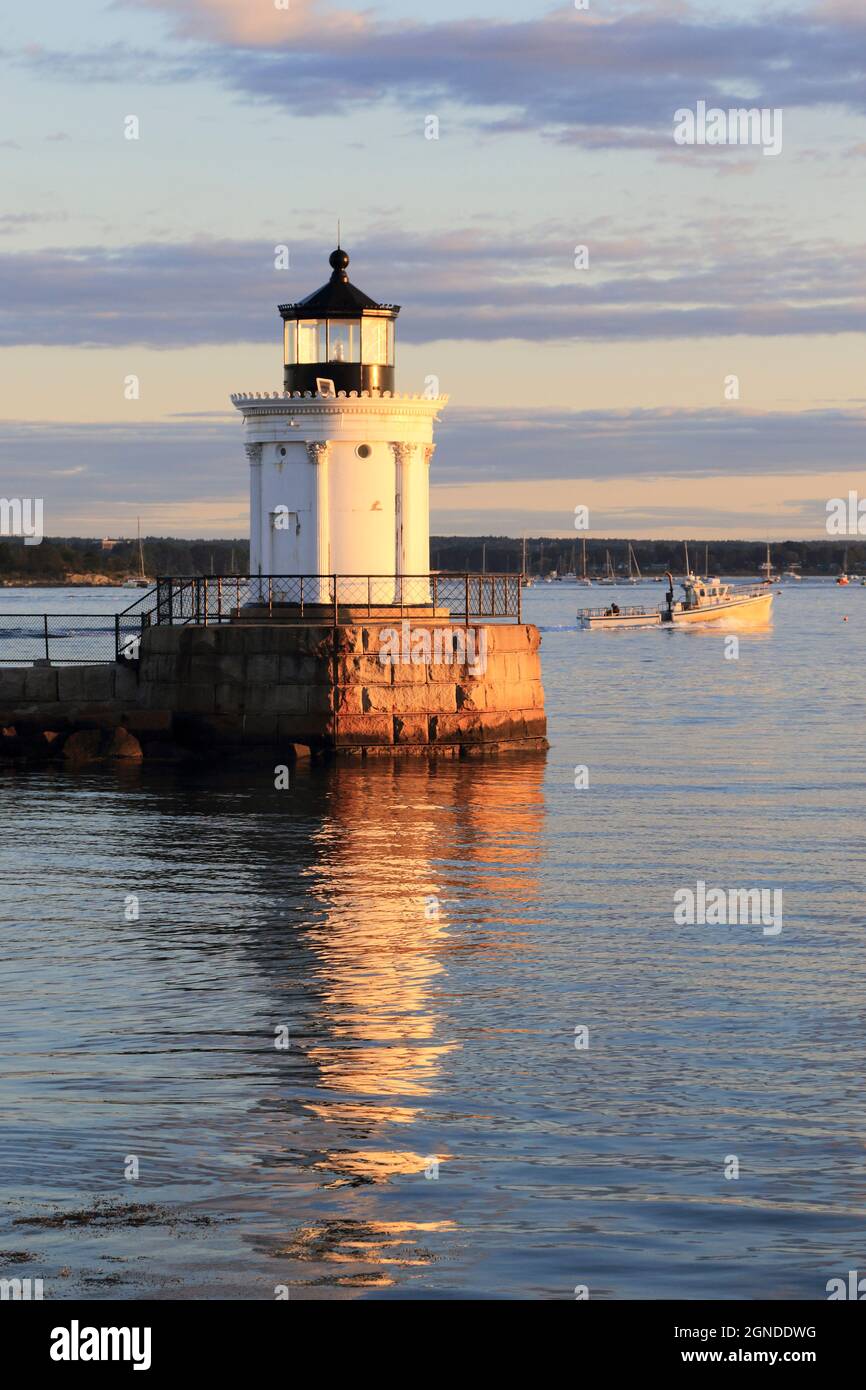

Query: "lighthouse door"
<box><xmin>269</xmin><ymin>507</ymin><xmax>303</xmax><ymax>574</ymax></box>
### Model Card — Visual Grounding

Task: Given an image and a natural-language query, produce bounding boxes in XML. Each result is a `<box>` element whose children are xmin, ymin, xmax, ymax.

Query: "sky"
<box><xmin>1</xmin><ymin>0</ymin><xmax>865</xmax><ymax>539</ymax></box>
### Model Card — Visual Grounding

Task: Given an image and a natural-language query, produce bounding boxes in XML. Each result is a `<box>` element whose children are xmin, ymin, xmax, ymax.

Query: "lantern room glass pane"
<box><xmin>362</xmin><ymin>316</ymin><xmax>391</xmax><ymax>365</ymax></box>
<box><xmin>283</xmin><ymin>320</ymin><xmax>297</xmax><ymax>365</ymax></box>
<box><xmin>297</xmin><ymin>319</ymin><xmax>326</xmax><ymax>363</ymax></box>
<box><xmin>327</xmin><ymin>320</ymin><xmax>359</xmax><ymax>363</ymax></box>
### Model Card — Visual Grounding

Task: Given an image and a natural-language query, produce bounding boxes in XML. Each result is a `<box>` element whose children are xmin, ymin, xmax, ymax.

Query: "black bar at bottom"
<box><xmin>8</xmin><ymin>1297</ymin><xmax>860</xmax><ymax>1376</ymax></box>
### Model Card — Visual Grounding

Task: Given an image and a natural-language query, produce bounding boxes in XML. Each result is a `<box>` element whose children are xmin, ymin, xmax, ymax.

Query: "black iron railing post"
<box><xmin>43</xmin><ymin>614</ymin><xmax>50</xmax><ymax>662</ymax></box>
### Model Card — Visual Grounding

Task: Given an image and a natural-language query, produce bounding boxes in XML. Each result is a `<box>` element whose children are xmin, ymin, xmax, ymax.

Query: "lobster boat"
<box><xmin>579</xmin><ymin>574</ymin><xmax>773</xmax><ymax>630</ymax></box>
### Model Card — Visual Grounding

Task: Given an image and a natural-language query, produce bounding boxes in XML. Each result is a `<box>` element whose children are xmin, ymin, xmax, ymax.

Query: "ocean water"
<box><xmin>1</xmin><ymin>580</ymin><xmax>864</xmax><ymax>1300</ymax></box>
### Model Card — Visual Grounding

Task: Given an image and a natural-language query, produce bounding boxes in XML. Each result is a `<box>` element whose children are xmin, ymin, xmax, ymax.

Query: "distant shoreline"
<box><xmin>0</xmin><ymin>572</ymin><xmax>856</xmax><ymax>587</ymax></box>
<box><xmin>1</xmin><ymin>533</ymin><xmax>862</xmax><ymax>585</ymax></box>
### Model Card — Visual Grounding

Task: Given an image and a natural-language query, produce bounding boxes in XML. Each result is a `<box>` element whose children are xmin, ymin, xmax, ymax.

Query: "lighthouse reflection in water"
<box><xmin>249</xmin><ymin>757</ymin><xmax>545</xmax><ymax>1286</ymax></box>
<box><xmin>1</xmin><ymin>753</ymin><xmax>545</xmax><ymax>1297</ymax></box>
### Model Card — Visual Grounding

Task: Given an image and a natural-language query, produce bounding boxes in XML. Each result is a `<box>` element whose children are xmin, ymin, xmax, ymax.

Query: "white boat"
<box><xmin>578</xmin><ymin>603</ymin><xmax>661</xmax><ymax>630</ymax></box>
<box><xmin>123</xmin><ymin>517</ymin><xmax>153</xmax><ymax>588</ymax></box>
<box><xmin>596</xmin><ymin>549</ymin><xmax>617</xmax><ymax>584</ymax></box>
<box><xmin>665</xmin><ymin>574</ymin><xmax>773</xmax><ymax>626</ymax></box>
<box><xmin>759</xmin><ymin>543</ymin><xmax>780</xmax><ymax>585</ymax></box>
<box><xmin>579</xmin><ymin>573</ymin><xmax>773</xmax><ymax>630</ymax></box>
<box><xmin>578</xmin><ymin>537</ymin><xmax>592</xmax><ymax>585</ymax></box>
<box><xmin>627</xmin><ymin>543</ymin><xmax>641</xmax><ymax>585</ymax></box>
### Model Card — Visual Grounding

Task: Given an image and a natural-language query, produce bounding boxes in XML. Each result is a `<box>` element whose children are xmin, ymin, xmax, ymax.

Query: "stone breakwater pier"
<box><xmin>0</xmin><ymin>615</ymin><xmax>546</xmax><ymax>764</ymax></box>
<box><xmin>1</xmin><ymin>248</ymin><xmax>548</xmax><ymax>764</ymax></box>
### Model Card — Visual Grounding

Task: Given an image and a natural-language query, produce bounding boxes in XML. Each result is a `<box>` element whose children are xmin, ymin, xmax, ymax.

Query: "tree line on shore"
<box><xmin>433</xmin><ymin>537</ymin><xmax>863</xmax><ymax>576</ymax></box>
<box><xmin>0</xmin><ymin>535</ymin><xmax>863</xmax><ymax>582</ymax></box>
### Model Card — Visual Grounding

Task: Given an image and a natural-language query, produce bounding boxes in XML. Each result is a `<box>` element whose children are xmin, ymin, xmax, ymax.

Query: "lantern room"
<box><xmin>279</xmin><ymin>248</ymin><xmax>399</xmax><ymax>396</ymax></box>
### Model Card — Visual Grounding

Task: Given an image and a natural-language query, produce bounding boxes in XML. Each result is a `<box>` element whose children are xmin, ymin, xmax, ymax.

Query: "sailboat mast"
<box><xmin>137</xmin><ymin>517</ymin><xmax>145</xmax><ymax>581</ymax></box>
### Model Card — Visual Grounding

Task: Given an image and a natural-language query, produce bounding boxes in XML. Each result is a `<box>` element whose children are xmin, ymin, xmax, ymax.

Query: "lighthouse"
<box><xmin>119</xmin><ymin>245</ymin><xmax>545</xmax><ymax>758</ymax></box>
<box><xmin>231</xmin><ymin>248</ymin><xmax>446</xmax><ymax>605</ymax></box>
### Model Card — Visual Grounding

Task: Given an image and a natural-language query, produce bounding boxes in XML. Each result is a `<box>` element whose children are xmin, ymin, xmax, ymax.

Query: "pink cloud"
<box><xmin>126</xmin><ymin>0</ymin><xmax>370</xmax><ymax>44</ymax></box>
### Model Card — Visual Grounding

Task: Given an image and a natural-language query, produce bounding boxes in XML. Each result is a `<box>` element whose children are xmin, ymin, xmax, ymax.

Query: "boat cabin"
<box><xmin>684</xmin><ymin>577</ymin><xmax>731</xmax><ymax>608</ymax></box>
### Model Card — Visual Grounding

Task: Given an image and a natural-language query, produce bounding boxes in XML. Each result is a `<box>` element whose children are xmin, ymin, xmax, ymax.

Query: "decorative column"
<box><xmin>391</xmin><ymin>442</ymin><xmax>416</xmax><ymax>600</ymax></box>
<box><xmin>245</xmin><ymin>443</ymin><xmax>263</xmax><ymax>595</ymax></box>
<box><xmin>306</xmin><ymin>440</ymin><xmax>330</xmax><ymax>603</ymax></box>
<box><xmin>420</xmin><ymin>444</ymin><xmax>435</xmax><ymax>579</ymax></box>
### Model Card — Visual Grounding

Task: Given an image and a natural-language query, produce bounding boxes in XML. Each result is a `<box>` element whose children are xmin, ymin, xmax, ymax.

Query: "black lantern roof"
<box><xmin>278</xmin><ymin>248</ymin><xmax>400</xmax><ymax>395</ymax></box>
<box><xmin>278</xmin><ymin>249</ymin><xmax>400</xmax><ymax>319</ymax></box>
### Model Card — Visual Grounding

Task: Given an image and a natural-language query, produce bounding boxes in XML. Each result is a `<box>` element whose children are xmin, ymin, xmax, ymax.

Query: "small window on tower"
<box><xmin>356</xmin><ymin>444</ymin><xmax>372</xmax><ymax>459</ymax></box>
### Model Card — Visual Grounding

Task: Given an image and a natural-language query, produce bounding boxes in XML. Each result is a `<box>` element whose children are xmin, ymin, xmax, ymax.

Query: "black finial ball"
<box><xmin>329</xmin><ymin>248</ymin><xmax>349</xmax><ymax>273</ymax></box>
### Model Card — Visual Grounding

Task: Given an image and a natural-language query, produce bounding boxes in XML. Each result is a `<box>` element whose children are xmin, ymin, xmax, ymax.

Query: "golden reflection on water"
<box><xmin>274</xmin><ymin>1217</ymin><xmax>459</xmax><ymax>1284</ymax></box>
<box><xmin>293</xmin><ymin>758</ymin><xmax>544</xmax><ymax>1222</ymax></box>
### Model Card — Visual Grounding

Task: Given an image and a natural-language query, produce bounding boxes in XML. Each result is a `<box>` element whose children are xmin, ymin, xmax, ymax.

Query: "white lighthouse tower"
<box><xmin>231</xmin><ymin>247</ymin><xmax>447</xmax><ymax>605</ymax></box>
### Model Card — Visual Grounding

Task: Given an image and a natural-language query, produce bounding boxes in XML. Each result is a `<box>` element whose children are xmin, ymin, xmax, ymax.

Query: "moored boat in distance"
<box><xmin>596</xmin><ymin>549</ymin><xmax>617</xmax><ymax>584</ymax></box>
<box><xmin>627</xmin><ymin>542</ymin><xmax>641</xmax><ymax>584</ymax></box>
<box><xmin>759</xmin><ymin>543</ymin><xmax>780</xmax><ymax>585</ymax></box>
<box><xmin>578</xmin><ymin>536</ymin><xmax>592</xmax><ymax>584</ymax></box>
<box><xmin>122</xmin><ymin>517</ymin><xmax>153</xmax><ymax>588</ymax></box>
<box><xmin>579</xmin><ymin>572</ymin><xmax>773</xmax><ymax>630</ymax></box>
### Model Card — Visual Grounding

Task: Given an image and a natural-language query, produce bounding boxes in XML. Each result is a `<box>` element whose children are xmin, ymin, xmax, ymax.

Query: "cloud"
<box><xmin>3</xmin><ymin>403</ymin><xmax>861</xmax><ymax>535</ymax></box>
<box><xmin>435</xmin><ymin>404</ymin><xmax>866</xmax><ymax>484</ymax></box>
<box><xmin>21</xmin><ymin>3</ymin><xmax>866</xmax><ymax>144</ymax></box>
<box><xmin>0</xmin><ymin>224</ymin><xmax>863</xmax><ymax>347</ymax></box>
<box><xmin>121</xmin><ymin>0</ymin><xmax>368</xmax><ymax>45</ymax></box>
<box><xmin>2</xmin><ymin>402</ymin><xmax>863</xmax><ymax>490</ymax></box>
<box><xmin>0</xmin><ymin>213</ymin><xmax>66</xmax><ymax>236</ymax></box>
